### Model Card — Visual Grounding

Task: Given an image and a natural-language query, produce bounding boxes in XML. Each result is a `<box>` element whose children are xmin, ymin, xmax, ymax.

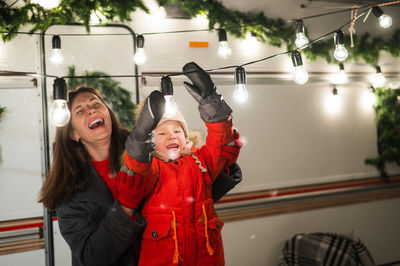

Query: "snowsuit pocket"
<box><xmin>139</xmin><ymin>223</ymin><xmax>175</xmax><ymax>266</ymax></box>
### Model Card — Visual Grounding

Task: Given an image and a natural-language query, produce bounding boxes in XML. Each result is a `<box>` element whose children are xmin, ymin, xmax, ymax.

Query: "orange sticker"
<box><xmin>189</xmin><ymin>41</ymin><xmax>209</xmax><ymax>48</ymax></box>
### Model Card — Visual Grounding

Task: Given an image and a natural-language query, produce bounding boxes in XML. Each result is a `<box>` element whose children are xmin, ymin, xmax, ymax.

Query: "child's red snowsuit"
<box><xmin>125</xmin><ymin>119</ymin><xmax>234</xmax><ymax>266</ymax></box>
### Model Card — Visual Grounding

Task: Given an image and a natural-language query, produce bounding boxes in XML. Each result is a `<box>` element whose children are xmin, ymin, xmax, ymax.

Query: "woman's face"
<box><xmin>69</xmin><ymin>92</ymin><xmax>112</xmax><ymax>146</ymax></box>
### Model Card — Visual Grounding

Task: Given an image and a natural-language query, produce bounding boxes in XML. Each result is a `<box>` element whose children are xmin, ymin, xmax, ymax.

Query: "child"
<box><xmin>124</xmin><ymin>62</ymin><xmax>239</xmax><ymax>266</ymax></box>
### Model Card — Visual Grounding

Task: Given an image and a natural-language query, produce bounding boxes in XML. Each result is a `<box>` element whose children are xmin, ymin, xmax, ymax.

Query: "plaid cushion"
<box><xmin>278</xmin><ymin>233</ymin><xmax>375</xmax><ymax>266</ymax></box>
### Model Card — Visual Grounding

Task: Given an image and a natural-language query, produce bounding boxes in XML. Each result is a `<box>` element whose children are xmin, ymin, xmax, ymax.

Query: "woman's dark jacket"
<box><xmin>56</xmin><ymin>163</ymin><xmax>242</xmax><ymax>266</ymax></box>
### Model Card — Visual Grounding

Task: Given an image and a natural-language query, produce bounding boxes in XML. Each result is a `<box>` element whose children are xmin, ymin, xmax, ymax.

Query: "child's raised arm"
<box><xmin>182</xmin><ymin>62</ymin><xmax>238</xmax><ymax>181</ymax></box>
<box><xmin>124</xmin><ymin>90</ymin><xmax>165</xmax><ymax>177</ymax></box>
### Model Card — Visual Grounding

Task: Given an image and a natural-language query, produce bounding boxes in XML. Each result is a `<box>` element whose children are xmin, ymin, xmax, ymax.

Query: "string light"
<box><xmin>2</xmin><ymin>2</ymin><xmax>399</xmax><ymax>105</ymax></box>
<box><xmin>161</xmin><ymin>76</ymin><xmax>178</xmax><ymax>118</ymax></box>
<box><xmin>133</xmin><ymin>35</ymin><xmax>147</xmax><ymax>65</ymax></box>
<box><xmin>217</xmin><ymin>29</ymin><xmax>232</xmax><ymax>59</ymax></box>
<box><xmin>331</xmin><ymin>63</ymin><xmax>348</xmax><ymax>84</ymax></box>
<box><xmin>233</xmin><ymin>66</ymin><xmax>248</xmax><ymax>104</ymax></box>
<box><xmin>333</xmin><ymin>30</ymin><xmax>348</xmax><ymax>62</ymax></box>
<box><xmin>240</xmin><ymin>31</ymin><xmax>259</xmax><ymax>55</ymax></box>
<box><xmin>291</xmin><ymin>50</ymin><xmax>309</xmax><ymax>85</ymax></box>
<box><xmin>49</xmin><ymin>35</ymin><xmax>64</xmax><ymax>65</ymax></box>
<box><xmin>361</xmin><ymin>85</ymin><xmax>377</xmax><ymax>110</ymax></box>
<box><xmin>370</xmin><ymin>66</ymin><xmax>386</xmax><ymax>88</ymax></box>
<box><xmin>372</xmin><ymin>6</ymin><xmax>392</xmax><ymax>28</ymax></box>
<box><xmin>50</xmin><ymin>78</ymin><xmax>70</xmax><ymax>127</ymax></box>
<box><xmin>295</xmin><ymin>20</ymin><xmax>309</xmax><ymax>48</ymax></box>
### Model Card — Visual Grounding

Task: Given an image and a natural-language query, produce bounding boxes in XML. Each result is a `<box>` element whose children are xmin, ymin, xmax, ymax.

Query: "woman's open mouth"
<box><xmin>88</xmin><ymin>118</ymin><xmax>104</xmax><ymax>130</ymax></box>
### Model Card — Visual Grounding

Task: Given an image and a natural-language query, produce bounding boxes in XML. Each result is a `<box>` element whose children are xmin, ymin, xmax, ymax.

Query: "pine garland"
<box><xmin>0</xmin><ymin>0</ymin><xmax>148</xmax><ymax>41</ymax></box>
<box><xmin>67</xmin><ymin>66</ymin><xmax>136</xmax><ymax>129</ymax></box>
<box><xmin>365</xmin><ymin>87</ymin><xmax>400</xmax><ymax>179</ymax></box>
<box><xmin>1</xmin><ymin>0</ymin><xmax>399</xmax><ymax>64</ymax></box>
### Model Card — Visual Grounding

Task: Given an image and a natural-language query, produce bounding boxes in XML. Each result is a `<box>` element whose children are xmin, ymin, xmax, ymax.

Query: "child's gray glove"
<box><xmin>125</xmin><ymin>90</ymin><xmax>165</xmax><ymax>162</ymax></box>
<box><xmin>182</xmin><ymin>62</ymin><xmax>232</xmax><ymax>122</ymax></box>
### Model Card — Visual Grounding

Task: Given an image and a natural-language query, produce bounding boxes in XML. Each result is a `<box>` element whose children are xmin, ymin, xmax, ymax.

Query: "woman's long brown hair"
<box><xmin>38</xmin><ymin>86</ymin><xmax>130</xmax><ymax>209</ymax></box>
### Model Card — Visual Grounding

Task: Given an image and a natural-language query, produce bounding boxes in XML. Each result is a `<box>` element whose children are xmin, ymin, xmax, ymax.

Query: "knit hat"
<box><xmin>156</xmin><ymin>109</ymin><xmax>189</xmax><ymax>139</ymax></box>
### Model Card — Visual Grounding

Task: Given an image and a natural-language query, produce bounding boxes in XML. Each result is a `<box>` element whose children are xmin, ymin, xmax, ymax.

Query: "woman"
<box><xmin>38</xmin><ymin>86</ymin><xmax>242</xmax><ymax>266</ymax></box>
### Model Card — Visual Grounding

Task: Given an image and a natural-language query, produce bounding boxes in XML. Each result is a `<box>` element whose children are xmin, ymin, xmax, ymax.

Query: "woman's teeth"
<box><xmin>88</xmin><ymin>118</ymin><xmax>104</xmax><ymax>129</ymax></box>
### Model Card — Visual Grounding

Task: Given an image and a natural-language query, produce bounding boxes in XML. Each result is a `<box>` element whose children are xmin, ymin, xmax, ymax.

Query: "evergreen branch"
<box><xmin>365</xmin><ymin>87</ymin><xmax>400</xmax><ymax>180</ymax></box>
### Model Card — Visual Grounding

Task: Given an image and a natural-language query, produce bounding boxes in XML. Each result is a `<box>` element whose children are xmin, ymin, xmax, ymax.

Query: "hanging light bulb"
<box><xmin>370</xmin><ymin>66</ymin><xmax>386</xmax><ymax>88</ymax></box>
<box><xmin>291</xmin><ymin>50</ymin><xmax>309</xmax><ymax>85</ymax></box>
<box><xmin>361</xmin><ymin>86</ymin><xmax>377</xmax><ymax>110</ymax></box>
<box><xmin>217</xmin><ymin>29</ymin><xmax>232</xmax><ymax>59</ymax></box>
<box><xmin>333</xmin><ymin>30</ymin><xmax>348</xmax><ymax>62</ymax></box>
<box><xmin>133</xmin><ymin>35</ymin><xmax>147</xmax><ymax>65</ymax></box>
<box><xmin>50</xmin><ymin>78</ymin><xmax>70</xmax><ymax>127</ymax></box>
<box><xmin>372</xmin><ymin>6</ymin><xmax>392</xmax><ymax>28</ymax></box>
<box><xmin>233</xmin><ymin>66</ymin><xmax>248</xmax><ymax>104</ymax></box>
<box><xmin>295</xmin><ymin>20</ymin><xmax>309</xmax><ymax>48</ymax></box>
<box><xmin>324</xmin><ymin>86</ymin><xmax>341</xmax><ymax>115</ymax></box>
<box><xmin>161</xmin><ymin>76</ymin><xmax>178</xmax><ymax>118</ymax></box>
<box><xmin>331</xmin><ymin>63</ymin><xmax>348</xmax><ymax>84</ymax></box>
<box><xmin>31</xmin><ymin>0</ymin><xmax>60</xmax><ymax>9</ymax></box>
<box><xmin>49</xmin><ymin>35</ymin><xmax>64</xmax><ymax>65</ymax></box>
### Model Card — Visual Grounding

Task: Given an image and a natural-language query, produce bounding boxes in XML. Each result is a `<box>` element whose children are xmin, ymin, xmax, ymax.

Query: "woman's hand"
<box><xmin>222</xmin><ymin>129</ymin><xmax>242</xmax><ymax>166</ymax></box>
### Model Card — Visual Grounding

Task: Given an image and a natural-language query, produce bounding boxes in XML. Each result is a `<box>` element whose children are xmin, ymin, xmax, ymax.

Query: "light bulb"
<box><xmin>325</xmin><ymin>93</ymin><xmax>340</xmax><ymax>115</ymax></box>
<box><xmin>295</xmin><ymin>32</ymin><xmax>309</xmax><ymax>48</ymax></box>
<box><xmin>134</xmin><ymin>35</ymin><xmax>147</xmax><ymax>65</ymax></box>
<box><xmin>50</xmin><ymin>35</ymin><xmax>63</xmax><ymax>65</ymax></box>
<box><xmin>331</xmin><ymin>63</ymin><xmax>348</xmax><ymax>84</ymax></box>
<box><xmin>50</xmin><ymin>49</ymin><xmax>64</xmax><ymax>64</ymax></box>
<box><xmin>333</xmin><ymin>30</ymin><xmax>348</xmax><ymax>61</ymax></box>
<box><xmin>295</xmin><ymin>20</ymin><xmax>308</xmax><ymax>48</ymax></box>
<box><xmin>217</xmin><ymin>30</ymin><xmax>232</xmax><ymax>59</ymax></box>
<box><xmin>334</xmin><ymin>69</ymin><xmax>348</xmax><ymax>84</ymax></box>
<box><xmin>334</xmin><ymin>44</ymin><xmax>348</xmax><ymax>61</ymax></box>
<box><xmin>370</xmin><ymin>66</ymin><xmax>386</xmax><ymax>88</ymax></box>
<box><xmin>291</xmin><ymin>50</ymin><xmax>309</xmax><ymax>85</ymax></box>
<box><xmin>133</xmin><ymin>48</ymin><xmax>147</xmax><ymax>65</ymax></box>
<box><xmin>361</xmin><ymin>90</ymin><xmax>376</xmax><ymax>110</ymax></box>
<box><xmin>164</xmin><ymin>95</ymin><xmax>178</xmax><ymax>118</ymax></box>
<box><xmin>234</xmin><ymin>66</ymin><xmax>248</xmax><ymax>104</ymax></box>
<box><xmin>31</xmin><ymin>0</ymin><xmax>60</xmax><ymax>9</ymax></box>
<box><xmin>233</xmin><ymin>84</ymin><xmax>248</xmax><ymax>104</ymax></box>
<box><xmin>372</xmin><ymin>7</ymin><xmax>392</xmax><ymax>28</ymax></box>
<box><xmin>50</xmin><ymin>99</ymin><xmax>70</xmax><ymax>127</ymax></box>
<box><xmin>371</xmin><ymin>73</ymin><xmax>386</xmax><ymax>88</ymax></box>
<box><xmin>378</xmin><ymin>14</ymin><xmax>392</xmax><ymax>28</ymax></box>
<box><xmin>293</xmin><ymin>65</ymin><xmax>309</xmax><ymax>85</ymax></box>
<box><xmin>218</xmin><ymin>41</ymin><xmax>232</xmax><ymax>59</ymax></box>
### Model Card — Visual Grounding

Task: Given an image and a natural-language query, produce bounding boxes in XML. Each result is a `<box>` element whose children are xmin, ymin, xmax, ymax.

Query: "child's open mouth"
<box><xmin>88</xmin><ymin>118</ymin><xmax>104</xmax><ymax>130</ymax></box>
<box><xmin>167</xmin><ymin>144</ymin><xmax>179</xmax><ymax>150</ymax></box>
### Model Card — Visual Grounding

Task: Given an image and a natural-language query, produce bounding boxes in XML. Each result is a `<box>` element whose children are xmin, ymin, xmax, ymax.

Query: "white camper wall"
<box><xmin>1</xmin><ymin>3</ymin><xmax>400</xmax><ymax>265</ymax></box>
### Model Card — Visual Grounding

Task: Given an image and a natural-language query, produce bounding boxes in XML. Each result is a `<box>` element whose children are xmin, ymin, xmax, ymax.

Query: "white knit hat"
<box><xmin>156</xmin><ymin>109</ymin><xmax>189</xmax><ymax>139</ymax></box>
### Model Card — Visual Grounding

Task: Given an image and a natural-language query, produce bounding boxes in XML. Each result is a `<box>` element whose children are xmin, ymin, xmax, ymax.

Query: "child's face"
<box><xmin>155</xmin><ymin>120</ymin><xmax>187</xmax><ymax>160</ymax></box>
